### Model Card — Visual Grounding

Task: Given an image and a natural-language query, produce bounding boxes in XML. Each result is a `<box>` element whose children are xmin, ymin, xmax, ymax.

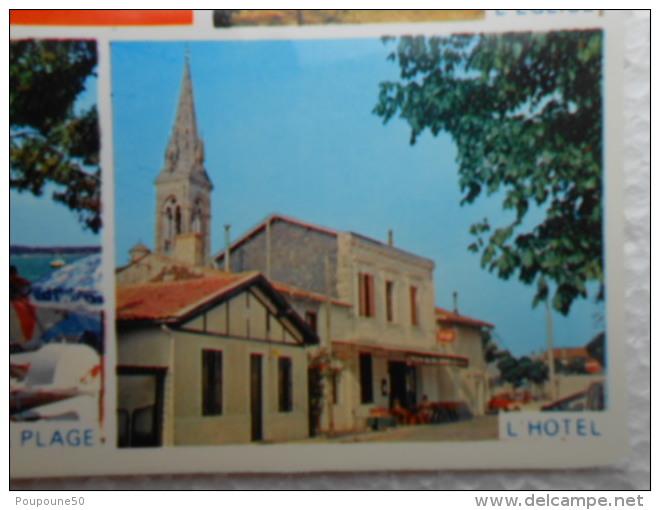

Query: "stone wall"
<box><xmin>230</xmin><ymin>219</ymin><xmax>339</xmax><ymax>297</ymax></box>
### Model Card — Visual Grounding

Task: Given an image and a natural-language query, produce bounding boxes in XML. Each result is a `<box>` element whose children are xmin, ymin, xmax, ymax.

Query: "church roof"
<box><xmin>157</xmin><ymin>53</ymin><xmax>212</xmax><ymax>188</ymax></box>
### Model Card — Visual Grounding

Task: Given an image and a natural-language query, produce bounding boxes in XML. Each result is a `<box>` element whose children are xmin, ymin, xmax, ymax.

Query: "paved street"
<box><xmin>290</xmin><ymin>416</ymin><xmax>499</xmax><ymax>444</ymax></box>
<box><xmin>340</xmin><ymin>416</ymin><xmax>499</xmax><ymax>443</ymax></box>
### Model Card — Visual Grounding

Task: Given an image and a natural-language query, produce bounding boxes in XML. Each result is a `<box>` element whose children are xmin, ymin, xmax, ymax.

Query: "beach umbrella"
<box><xmin>29</xmin><ymin>254</ymin><xmax>104</xmax><ymax>312</ymax></box>
<box><xmin>40</xmin><ymin>313</ymin><xmax>103</xmax><ymax>353</ymax></box>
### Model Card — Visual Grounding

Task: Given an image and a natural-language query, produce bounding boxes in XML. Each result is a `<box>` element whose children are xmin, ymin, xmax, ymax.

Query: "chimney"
<box><xmin>388</xmin><ymin>229</ymin><xmax>393</xmax><ymax>247</ymax></box>
<box><xmin>224</xmin><ymin>224</ymin><xmax>231</xmax><ymax>272</ymax></box>
<box><xmin>453</xmin><ymin>291</ymin><xmax>459</xmax><ymax>314</ymax></box>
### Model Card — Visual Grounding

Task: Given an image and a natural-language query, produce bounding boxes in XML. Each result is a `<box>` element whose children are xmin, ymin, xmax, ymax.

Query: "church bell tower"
<box><xmin>155</xmin><ymin>52</ymin><xmax>213</xmax><ymax>267</ymax></box>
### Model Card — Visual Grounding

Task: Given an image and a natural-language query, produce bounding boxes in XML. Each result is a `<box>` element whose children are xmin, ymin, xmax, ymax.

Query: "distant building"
<box><xmin>435</xmin><ymin>307</ymin><xmax>494</xmax><ymax>417</ymax></box>
<box><xmin>538</xmin><ymin>347</ymin><xmax>603</xmax><ymax>376</ymax></box>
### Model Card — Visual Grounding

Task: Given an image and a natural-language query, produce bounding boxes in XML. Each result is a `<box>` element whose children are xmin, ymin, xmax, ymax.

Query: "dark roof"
<box><xmin>435</xmin><ymin>307</ymin><xmax>494</xmax><ymax>329</ymax></box>
<box><xmin>271</xmin><ymin>281</ymin><xmax>352</xmax><ymax>308</ymax></box>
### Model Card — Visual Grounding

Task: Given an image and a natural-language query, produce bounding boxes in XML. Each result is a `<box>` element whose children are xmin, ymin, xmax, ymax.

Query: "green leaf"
<box><xmin>375</xmin><ymin>30</ymin><xmax>603</xmax><ymax>315</ymax></box>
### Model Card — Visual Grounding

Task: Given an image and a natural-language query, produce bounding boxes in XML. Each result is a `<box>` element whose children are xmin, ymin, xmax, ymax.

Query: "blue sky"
<box><xmin>108</xmin><ymin>38</ymin><xmax>603</xmax><ymax>358</ymax></box>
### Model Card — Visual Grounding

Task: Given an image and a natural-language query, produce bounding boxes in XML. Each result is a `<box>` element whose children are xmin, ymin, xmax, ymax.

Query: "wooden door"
<box><xmin>250</xmin><ymin>354</ymin><xmax>263</xmax><ymax>441</ymax></box>
<box><xmin>117</xmin><ymin>366</ymin><xmax>166</xmax><ymax>448</ymax></box>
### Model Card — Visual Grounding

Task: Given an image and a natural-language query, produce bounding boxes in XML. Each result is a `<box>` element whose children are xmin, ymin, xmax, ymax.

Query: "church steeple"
<box><xmin>155</xmin><ymin>52</ymin><xmax>213</xmax><ymax>266</ymax></box>
<box><xmin>159</xmin><ymin>52</ymin><xmax>210</xmax><ymax>182</ymax></box>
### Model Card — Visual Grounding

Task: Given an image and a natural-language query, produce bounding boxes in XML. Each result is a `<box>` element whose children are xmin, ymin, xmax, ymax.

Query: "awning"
<box><xmin>332</xmin><ymin>340</ymin><xmax>469</xmax><ymax>368</ymax></box>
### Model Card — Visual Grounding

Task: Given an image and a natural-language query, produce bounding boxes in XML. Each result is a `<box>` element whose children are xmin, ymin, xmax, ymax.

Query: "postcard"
<box><xmin>10</xmin><ymin>9</ymin><xmax>628</xmax><ymax>478</ymax></box>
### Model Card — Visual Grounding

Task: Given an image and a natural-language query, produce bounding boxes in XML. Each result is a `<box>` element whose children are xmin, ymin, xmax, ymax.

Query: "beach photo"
<box><xmin>10</xmin><ymin>39</ymin><xmax>105</xmax><ymax>428</ymax></box>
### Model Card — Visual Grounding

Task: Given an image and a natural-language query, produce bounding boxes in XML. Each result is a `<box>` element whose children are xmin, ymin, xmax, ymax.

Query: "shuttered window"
<box><xmin>278</xmin><ymin>357</ymin><xmax>293</xmax><ymax>412</ymax></box>
<box><xmin>359</xmin><ymin>352</ymin><xmax>373</xmax><ymax>404</ymax></box>
<box><xmin>385</xmin><ymin>280</ymin><xmax>395</xmax><ymax>322</ymax></box>
<box><xmin>202</xmin><ymin>349</ymin><xmax>223</xmax><ymax>415</ymax></box>
<box><xmin>358</xmin><ymin>272</ymin><xmax>376</xmax><ymax>318</ymax></box>
<box><xmin>410</xmin><ymin>285</ymin><xmax>419</xmax><ymax>326</ymax></box>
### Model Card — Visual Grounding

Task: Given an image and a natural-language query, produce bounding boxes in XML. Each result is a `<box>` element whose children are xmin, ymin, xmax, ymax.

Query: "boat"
<box><xmin>50</xmin><ymin>258</ymin><xmax>66</xmax><ymax>268</ymax></box>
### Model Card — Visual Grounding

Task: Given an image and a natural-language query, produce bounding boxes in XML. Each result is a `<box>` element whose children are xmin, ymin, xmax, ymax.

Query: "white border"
<box><xmin>9</xmin><ymin>9</ymin><xmax>629</xmax><ymax>477</ymax></box>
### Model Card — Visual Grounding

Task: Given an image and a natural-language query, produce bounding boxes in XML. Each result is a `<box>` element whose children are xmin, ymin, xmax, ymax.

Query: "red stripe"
<box><xmin>11</xmin><ymin>10</ymin><xmax>193</xmax><ymax>26</ymax></box>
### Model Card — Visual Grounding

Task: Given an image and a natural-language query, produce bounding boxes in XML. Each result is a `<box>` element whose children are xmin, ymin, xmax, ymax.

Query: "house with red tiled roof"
<box><xmin>534</xmin><ymin>347</ymin><xmax>604</xmax><ymax>402</ymax></box>
<box><xmin>435</xmin><ymin>306</ymin><xmax>494</xmax><ymax>416</ymax></box>
<box><xmin>116</xmin><ymin>270</ymin><xmax>318</xmax><ymax>447</ymax></box>
<box><xmin>538</xmin><ymin>347</ymin><xmax>602</xmax><ymax>374</ymax></box>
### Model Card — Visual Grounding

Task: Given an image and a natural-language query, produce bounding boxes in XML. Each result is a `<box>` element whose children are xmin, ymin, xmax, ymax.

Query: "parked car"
<box><xmin>488</xmin><ymin>390</ymin><xmax>533</xmax><ymax>413</ymax></box>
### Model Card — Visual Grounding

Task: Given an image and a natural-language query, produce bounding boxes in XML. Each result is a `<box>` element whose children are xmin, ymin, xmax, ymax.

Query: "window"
<box><xmin>359</xmin><ymin>352</ymin><xmax>373</xmax><ymax>404</ymax></box>
<box><xmin>305</xmin><ymin>311</ymin><xmax>318</xmax><ymax>333</ymax></box>
<box><xmin>191</xmin><ymin>198</ymin><xmax>203</xmax><ymax>234</ymax></box>
<box><xmin>166</xmin><ymin>208</ymin><xmax>173</xmax><ymax>238</ymax></box>
<box><xmin>385</xmin><ymin>280</ymin><xmax>395</xmax><ymax>322</ymax></box>
<box><xmin>278</xmin><ymin>357</ymin><xmax>293</xmax><ymax>412</ymax></box>
<box><xmin>175</xmin><ymin>205</ymin><xmax>182</xmax><ymax>235</ymax></box>
<box><xmin>202</xmin><ymin>349</ymin><xmax>223</xmax><ymax>415</ymax></box>
<box><xmin>358</xmin><ymin>272</ymin><xmax>376</xmax><ymax>317</ymax></box>
<box><xmin>410</xmin><ymin>285</ymin><xmax>419</xmax><ymax>326</ymax></box>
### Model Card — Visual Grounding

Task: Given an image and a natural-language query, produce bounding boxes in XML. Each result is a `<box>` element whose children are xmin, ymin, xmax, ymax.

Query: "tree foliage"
<box><xmin>10</xmin><ymin>39</ymin><xmax>101</xmax><ymax>233</ymax></box>
<box><xmin>374</xmin><ymin>31</ymin><xmax>603</xmax><ymax>315</ymax></box>
<box><xmin>495</xmin><ymin>351</ymin><xmax>549</xmax><ymax>388</ymax></box>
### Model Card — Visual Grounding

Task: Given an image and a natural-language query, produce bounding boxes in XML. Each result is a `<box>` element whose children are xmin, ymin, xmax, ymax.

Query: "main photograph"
<box><xmin>112</xmin><ymin>32</ymin><xmax>606</xmax><ymax>447</ymax></box>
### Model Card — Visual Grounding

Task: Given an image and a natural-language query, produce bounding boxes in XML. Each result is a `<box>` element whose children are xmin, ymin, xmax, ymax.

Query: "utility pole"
<box><xmin>324</xmin><ymin>255</ymin><xmax>335</xmax><ymax>437</ymax></box>
<box><xmin>224</xmin><ymin>224</ymin><xmax>231</xmax><ymax>272</ymax></box>
<box><xmin>545</xmin><ymin>298</ymin><xmax>557</xmax><ymax>401</ymax></box>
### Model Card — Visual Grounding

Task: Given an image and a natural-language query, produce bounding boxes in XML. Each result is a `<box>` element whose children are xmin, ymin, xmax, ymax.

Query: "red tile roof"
<box><xmin>435</xmin><ymin>307</ymin><xmax>494</xmax><ymax>329</ymax></box>
<box><xmin>539</xmin><ymin>347</ymin><xmax>591</xmax><ymax>360</ymax></box>
<box><xmin>117</xmin><ymin>272</ymin><xmax>259</xmax><ymax>321</ymax></box>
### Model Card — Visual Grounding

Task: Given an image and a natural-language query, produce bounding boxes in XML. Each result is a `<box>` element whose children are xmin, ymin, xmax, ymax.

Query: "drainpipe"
<box><xmin>545</xmin><ymin>299</ymin><xmax>558</xmax><ymax>401</ymax></box>
<box><xmin>266</xmin><ymin>218</ymin><xmax>271</xmax><ymax>279</ymax></box>
<box><xmin>324</xmin><ymin>255</ymin><xmax>335</xmax><ymax>437</ymax></box>
<box><xmin>224</xmin><ymin>224</ymin><xmax>231</xmax><ymax>272</ymax></box>
<box><xmin>160</xmin><ymin>324</ymin><xmax>175</xmax><ymax>447</ymax></box>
